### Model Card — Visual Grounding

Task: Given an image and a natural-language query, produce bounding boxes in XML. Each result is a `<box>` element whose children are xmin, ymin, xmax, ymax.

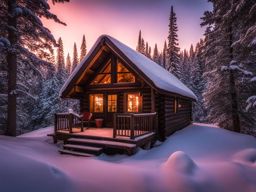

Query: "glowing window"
<box><xmin>117</xmin><ymin>62</ymin><xmax>135</xmax><ymax>83</ymax></box>
<box><xmin>108</xmin><ymin>95</ymin><xmax>117</xmax><ymax>112</ymax></box>
<box><xmin>90</xmin><ymin>94</ymin><xmax>103</xmax><ymax>112</ymax></box>
<box><xmin>91</xmin><ymin>61</ymin><xmax>111</xmax><ymax>85</ymax></box>
<box><xmin>174</xmin><ymin>98</ymin><xmax>180</xmax><ymax>113</ymax></box>
<box><xmin>127</xmin><ymin>93</ymin><xmax>141</xmax><ymax>112</ymax></box>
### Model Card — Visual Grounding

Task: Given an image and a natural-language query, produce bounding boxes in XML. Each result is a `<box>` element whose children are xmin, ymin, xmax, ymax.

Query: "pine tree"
<box><xmin>141</xmin><ymin>38</ymin><xmax>145</xmax><ymax>55</ymax></box>
<box><xmin>0</xmin><ymin>0</ymin><xmax>67</xmax><ymax>136</ymax></box>
<box><xmin>189</xmin><ymin>44</ymin><xmax>195</xmax><ymax>60</ymax></box>
<box><xmin>167</xmin><ymin>5</ymin><xmax>180</xmax><ymax>77</ymax></box>
<box><xmin>163</xmin><ymin>41</ymin><xmax>167</xmax><ymax>69</ymax></box>
<box><xmin>31</xmin><ymin>68</ymin><xmax>68</xmax><ymax>129</ymax></box>
<box><xmin>153</xmin><ymin>44</ymin><xmax>160</xmax><ymax>64</ymax></box>
<box><xmin>136</xmin><ymin>30</ymin><xmax>142</xmax><ymax>52</ymax></box>
<box><xmin>80</xmin><ymin>34</ymin><xmax>87</xmax><ymax>62</ymax></box>
<box><xmin>72</xmin><ymin>43</ymin><xmax>79</xmax><ymax>71</ymax></box>
<box><xmin>136</xmin><ymin>30</ymin><xmax>145</xmax><ymax>55</ymax></box>
<box><xmin>148</xmin><ymin>46</ymin><xmax>152</xmax><ymax>59</ymax></box>
<box><xmin>66</xmin><ymin>53</ymin><xmax>71</xmax><ymax>75</ymax></box>
<box><xmin>56</xmin><ymin>37</ymin><xmax>65</xmax><ymax>73</ymax></box>
<box><xmin>201</xmin><ymin>0</ymin><xmax>243</xmax><ymax>132</ymax></box>
<box><xmin>191</xmin><ymin>40</ymin><xmax>207</xmax><ymax>122</ymax></box>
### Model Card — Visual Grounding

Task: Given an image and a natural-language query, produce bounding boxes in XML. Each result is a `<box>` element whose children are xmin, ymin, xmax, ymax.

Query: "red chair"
<box><xmin>80</xmin><ymin>112</ymin><xmax>92</xmax><ymax>132</ymax></box>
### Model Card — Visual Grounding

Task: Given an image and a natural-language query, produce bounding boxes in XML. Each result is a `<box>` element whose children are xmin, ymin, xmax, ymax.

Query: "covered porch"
<box><xmin>53</xmin><ymin>112</ymin><xmax>157</xmax><ymax>156</ymax></box>
<box><xmin>54</xmin><ymin>112</ymin><xmax>157</xmax><ymax>140</ymax></box>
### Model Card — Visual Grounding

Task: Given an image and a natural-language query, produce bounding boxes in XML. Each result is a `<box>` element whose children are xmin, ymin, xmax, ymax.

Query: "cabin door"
<box><xmin>105</xmin><ymin>94</ymin><xmax>117</xmax><ymax>127</ymax></box>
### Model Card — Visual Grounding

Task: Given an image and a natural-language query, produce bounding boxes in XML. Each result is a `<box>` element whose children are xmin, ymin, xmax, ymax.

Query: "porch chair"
<box><xmin>80</xmin><ymin>112</ymin><xmax>93</xmax><ymax>132</ymax></box>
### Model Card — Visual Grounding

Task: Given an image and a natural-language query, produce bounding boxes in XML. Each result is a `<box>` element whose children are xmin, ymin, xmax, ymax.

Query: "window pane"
<box><xmin>101</xmin><ymin>62</ymin><xmax>111</xmax><ymax>73</ymax></box>
<box><xmin>90</xmin><ymin>61</ymin><xmax>111</xmax><ymax>85</ymax></box>
<box><xmin>91</xmin><ymin>74</ymin><xmax>111</xmax><ymax>85</ymax></box>
<box><xmin>117</xmin><ymin>73</ymin><xmax>135</xmax><ymax>83</ymax></box>
<box><xmin>127</xmin><ymin>93</ymin><xmax>140</xmax><ymax>112</ymax></box>
<box><xmin>90</xmin><ymin>94</ymin><xmax>103</xmax><ymax>112</ymax></box>
<box><xmin>108</xmin><ymin>95</ymin><xmax>117</xmax><ymax>112</ymax></box>
<box><xmin>117</xmin><ymin>62</ymin><xmax>129</xmax><ymax>72</ymax></box>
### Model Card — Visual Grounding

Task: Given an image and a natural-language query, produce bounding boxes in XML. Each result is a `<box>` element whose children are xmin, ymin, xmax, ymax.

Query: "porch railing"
<box><xmin>113</xmin><ymin>112</ymin><xmax>157</xmax><ymax>139</ymax></box>
<box><xmin>54</xmin><ymin>113</ymin><xmax>81</xmax><ymax>134</ymax></box>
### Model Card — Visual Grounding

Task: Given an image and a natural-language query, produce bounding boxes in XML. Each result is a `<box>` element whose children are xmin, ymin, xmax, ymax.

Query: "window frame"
<box><xmin>89</xmin><ymin>94</ymin><xmax>104</xmax><ymax>113</ymax></box>
<box><xmin>117</xmin><ymin>62</ymin><xmax>136</xmax><ymax>84</ymax></box>
<box><xmin>126</xmin><ymin>92</ymin><xmax>142</xmax><ymax>113</ymax></box>
<box><xmin>107</xmin><ymin>94</ymin><xmax>117</xmax><ymax>112</ymax></box>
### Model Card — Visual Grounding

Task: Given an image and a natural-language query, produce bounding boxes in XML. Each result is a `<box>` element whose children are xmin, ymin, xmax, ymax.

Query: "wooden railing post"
<box><xmin>130</xmin><ymin>114</ymin><xmax>134</xmax><ymax>139</ymax></box>
<box><xmin>69</xmin><ymin>114</ymin><xmax>73</xmax><ymax>133</ymax></box>
<box><xmin>113</xmin><ymin>113</ymin><xmax>117</xmax><ymax>138</ymax></box>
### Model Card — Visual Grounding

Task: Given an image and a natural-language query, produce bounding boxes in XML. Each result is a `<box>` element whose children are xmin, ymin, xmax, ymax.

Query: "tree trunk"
<box><xmin>229</xmin><ymin>25</ymin><xmax>241</xmax><ymax>132</ymax></box>
<box><xmin>6</xmin><ymin>0</ymin><xmax>17</xmax><ymax>136</ymax></box>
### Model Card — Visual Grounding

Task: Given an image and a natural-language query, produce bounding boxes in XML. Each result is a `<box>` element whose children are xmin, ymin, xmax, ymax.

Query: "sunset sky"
<box><xmin>43</xmin><ymin>0</ymin><xmax>212</xmax><ymax>58</ymax></box>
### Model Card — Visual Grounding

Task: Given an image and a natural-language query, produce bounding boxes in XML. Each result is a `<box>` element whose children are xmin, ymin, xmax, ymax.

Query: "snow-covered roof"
<box><xmin>60</xmin><ymin>35</ymin><xmax>197</xmax><ymax>100</ymax></box>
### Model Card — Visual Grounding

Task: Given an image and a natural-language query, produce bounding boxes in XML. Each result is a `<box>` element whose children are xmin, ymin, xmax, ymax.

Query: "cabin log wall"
<box><xmin>164</xmin><ymin>96</ymin><xmax>192</xmax><ymax>136</ymax></box>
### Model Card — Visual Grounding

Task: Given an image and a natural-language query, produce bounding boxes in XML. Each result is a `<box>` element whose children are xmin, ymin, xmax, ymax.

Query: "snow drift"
<box><xmin>0</xmin><ymin>123</ymin><xmax>256</xmax><ymax>192</ymax></box>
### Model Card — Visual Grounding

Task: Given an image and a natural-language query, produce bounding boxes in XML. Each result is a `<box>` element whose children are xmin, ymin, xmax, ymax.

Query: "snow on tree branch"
<box><xmin>16</xmin><ymin>89</ymin><xmax>38</xmax><ymax>100</ymax></box>
<box><xmin>246</xmin><ymin>96</ymin><xmax>256</xmax><ymax>111</ymax></box>
<box><xmin>0</xmin><ymin>37</ymin><xmax>10</xmax><ymax>48</ymax></box>
<box><xmin>221</xmin><ymin>61</ymin><xmax>253</xmax><ymax>76</ymax></box>
<box><xmin>250</xmin><ymin>76</ymin><xmax>256</xmax><ymax>82</ymax></box>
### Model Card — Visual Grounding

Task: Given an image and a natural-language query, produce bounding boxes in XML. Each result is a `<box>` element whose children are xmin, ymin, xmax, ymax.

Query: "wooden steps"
<box><xmin>59</xmin><ymin>149</ymin><xmax>95</xmax><ymax>157</ymax></box>
<box><xmin>59</xmin><ymin>137</ymin><xmax>137</xmax><ymax>156</ymax></box>
<box><xmin>58</xmin><ymin>132</ymin><xmax>156</xmax><ymax>157</ymax></box>
<box><xmin>63</xmin><ymin>144</ymin><xmax>103</xmax><ymax>155</ymax></box>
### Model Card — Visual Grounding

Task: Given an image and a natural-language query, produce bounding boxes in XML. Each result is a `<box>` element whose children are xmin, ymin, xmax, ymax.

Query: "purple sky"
<box><xmin>44</xmin><ymin>0</ymin><xmax>212</xmax><ymax>57</ymax></box>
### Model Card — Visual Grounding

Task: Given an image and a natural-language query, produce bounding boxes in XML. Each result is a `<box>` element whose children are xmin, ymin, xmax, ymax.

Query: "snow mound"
<box><xmin>233</xmin><ymin>148</ymin><xmax>256</xmax><ymax>165</ymax></box>
<box><xmin>162</xmin><ymin>151</ymin><xmax>198</xmax><ymax>175</ymax></box>
<box><xmin>19</xmin><ymin>126</ymin><xmax>53</xmax><ymax>138</ymax></box>
<box><xmin>0</xmin><ymin>146</ymin><xmax>74</xmax><ymax>192</ymax></box>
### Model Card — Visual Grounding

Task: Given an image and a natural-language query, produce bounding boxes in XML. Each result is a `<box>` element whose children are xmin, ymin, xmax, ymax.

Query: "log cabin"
<box><xmin>55</xmin><ymin>35</ymin><xmax>197</xmax><ymax>156</ymax></box>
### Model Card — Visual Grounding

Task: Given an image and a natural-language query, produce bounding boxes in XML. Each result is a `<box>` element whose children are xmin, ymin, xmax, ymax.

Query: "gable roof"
<box><xmin>60</xmin><ymin>35</ymin><xmax>197</xmax><ymax>100</ymax></box>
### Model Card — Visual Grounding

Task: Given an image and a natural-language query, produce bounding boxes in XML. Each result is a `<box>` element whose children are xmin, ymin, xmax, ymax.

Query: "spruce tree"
<box><xmin>136</xmin><ymin>30</ymin><xmax>142</xmax><ymax>52</ymax></box>
<box><xmin>72</xmin><ymin>43</ymin><xmax>79</xmax><ymax>71</ymax></box>
<box><xmin>136</xmin><ymin>30</ymin><xmax>146</xmax><ymax>55</ymax></box>
<box><xmin>191</xmin><ymin>40</ymin><xmax>207</xmax><ymax>122</ymax></box>
<box><xmin>56</xmin><ymin>37</ymin><xmax>65</xmax><ymax>73</ymax></box>
<box><xmin>167</xmin><ymin>5</ymin><xmax>180</xmax><ymax>77</ymax></box>
<box><xmin>141</xmin><ymin>38</ymin><xmax>145</xmax><ymax>55</ymax></box>
<box><xmin>0</xmin><ymin>0</ymin><xmax>66</xmax><ymax>136</ymax></box>
<box><xmin>153</xmin><ymin>44</ymin><xmax>160</xmax><ymax>64</ymax></box>
<box><xmin>163</xmin><ymin>41</ymin><xmax>167</xmax><ymax>69</ymax></box>
<box><xmin>80</xmin><ymin>34</ymin><xmax>87</xmax><ymax>62</ymax></box>
<box><xmin>66</xmin><ymin>53</ymin><xmax>71</xmax><ymax>75</ymax></box>
<box><xmin>201</xmin><ymin>0</ymin><xmax>242</xmax><ymax>132</ymax></box>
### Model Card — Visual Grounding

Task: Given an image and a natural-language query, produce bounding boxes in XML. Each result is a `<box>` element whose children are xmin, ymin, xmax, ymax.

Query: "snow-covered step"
<box><xmin>63</xmin><ymin>144</ymin><xmax>102</xmax><ymax>155</ymax></box>
<box><xmin>68</xmin><ymin>138</ymin><xmax>137</xmax><ymax>150</ymax></box>
<box><xmin>59</xmin><ymin>149</ymin><xmax>95</xmax><ymax>157</ymax></box>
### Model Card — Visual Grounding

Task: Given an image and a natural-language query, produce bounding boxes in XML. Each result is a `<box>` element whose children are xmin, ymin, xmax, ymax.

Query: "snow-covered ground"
<box><xmin>1</xmin><ymin>123</ymin><xmax>256</xmax><ymax>192</ymax></box>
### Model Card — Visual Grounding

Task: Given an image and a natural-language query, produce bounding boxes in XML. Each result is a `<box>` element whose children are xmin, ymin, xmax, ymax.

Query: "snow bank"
<box><xmin>1</xmin><ymin>123</ymin><xmax>256</xmax><ymax>192</ymax></box>
<box><xmin>233</xmin><ymin>148</ymin><xmax>256</xmax><ymax>165</ymax></box>
<box><xmin>0</xmin><ymin>146</ymin><xmax>74</xmax><ymax>192</ymax></box>
<box><xmin>19</xmin><ymin>126</ymin><xmax>54</xmax><ymax>138</ymax></box>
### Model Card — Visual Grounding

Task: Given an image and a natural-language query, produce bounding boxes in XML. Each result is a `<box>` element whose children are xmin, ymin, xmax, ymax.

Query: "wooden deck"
<box><xmin>54</xmin><ymin>128</ymin><xmax>155</xmax><ymax>156</ymax></box>
<box><xmin>53</xmin><ymin>113</ymin><xmax>157</xmax><ymax>156</ymax></box>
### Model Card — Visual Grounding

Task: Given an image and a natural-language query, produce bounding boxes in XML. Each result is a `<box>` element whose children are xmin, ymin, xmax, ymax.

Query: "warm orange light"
<box><xmin>127</xmin><ymin>93</ymin><xmax>140</xmax><ymax>112</ymax></box>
